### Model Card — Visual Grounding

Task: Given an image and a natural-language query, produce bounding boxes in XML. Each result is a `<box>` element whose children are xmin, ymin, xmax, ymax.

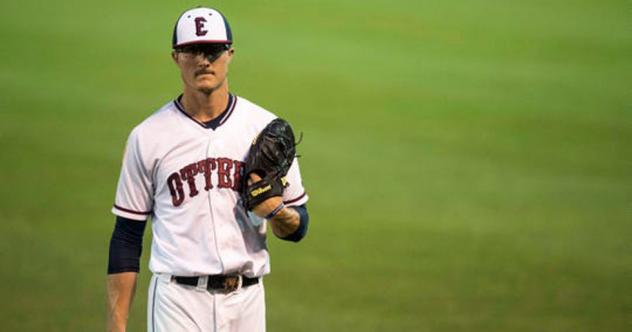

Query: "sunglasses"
<box><xmin>176</xmin><ymin>44</ymin><xmax>230</xmax><ymax>62</ymax></box>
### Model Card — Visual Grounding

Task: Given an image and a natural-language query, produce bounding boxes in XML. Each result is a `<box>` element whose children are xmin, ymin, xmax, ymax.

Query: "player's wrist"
<box><xmin>251</xmin><ymin>195</ymin><xmax>283</xmax><ymax>218</ymax></box>
<box><xmin>273</xmin><ymin>205</ymin><xmax>295</xmax><ymax>220</ymax></box>
<box><xmin>269</xmin><ymin>205</ymin><xmax>299</xmax><ymax>225</ymax></box>
<box><xmin>265</xmin><ymin>202</ymin><xmax>285</xmax><ymax>219</ymax></box>
<box><xmin>268</xmin><ymin>206</ymin><xmax>300</xmax><ymax>238</ymax></box>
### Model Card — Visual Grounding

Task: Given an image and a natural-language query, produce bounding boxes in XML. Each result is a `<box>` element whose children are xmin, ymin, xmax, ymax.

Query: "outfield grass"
<box><xmin>0</xmin><ymin>0</ymin><xmax>630</xmax><ymax>331</ymax></box>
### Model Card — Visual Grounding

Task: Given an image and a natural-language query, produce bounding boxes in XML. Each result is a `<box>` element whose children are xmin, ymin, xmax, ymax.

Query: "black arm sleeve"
<box><xmin>107</xmin><ymin>216</ymin><xmax>147</xmax><ymax>274</ymax></box>
<box><xmin>280</xmin><ymin>204</ymin><xmax>309</xmax><ymax>242</ymax></box>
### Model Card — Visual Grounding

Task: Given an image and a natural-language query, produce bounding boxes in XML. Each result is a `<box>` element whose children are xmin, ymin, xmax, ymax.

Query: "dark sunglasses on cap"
<box><xmin>175</xmin><ymin>43</ymin><xmax>231</xmax><ymax>62</ymax></box>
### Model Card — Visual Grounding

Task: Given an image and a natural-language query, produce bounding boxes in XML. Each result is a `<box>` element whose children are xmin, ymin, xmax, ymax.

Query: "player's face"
<box><xmin>172</xmin><ymin>44</ymin><xmax>234</xmax><ymax>95</ymax></box>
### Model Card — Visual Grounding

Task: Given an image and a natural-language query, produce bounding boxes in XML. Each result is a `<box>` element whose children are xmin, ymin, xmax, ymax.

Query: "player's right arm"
<box><xmin>108</xmin><ymin>127</ymin><xmax>153</xmax><ymax>331</ymax></box>
<box><xmin>107</xmin><ymin>272</ymin><xmax>138</xmax><ymax>332</ymax></box>
<box><xmin>107</xmin><ymin>217</ymin><xmax>147</xmax><ymax>332</ymax></box>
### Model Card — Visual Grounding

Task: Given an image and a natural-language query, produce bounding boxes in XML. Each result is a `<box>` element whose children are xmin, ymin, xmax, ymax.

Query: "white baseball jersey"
<box><xmin>111</xmin><ymin>94</ymin><xmax>308</xmax><ymax>278</ymax></box>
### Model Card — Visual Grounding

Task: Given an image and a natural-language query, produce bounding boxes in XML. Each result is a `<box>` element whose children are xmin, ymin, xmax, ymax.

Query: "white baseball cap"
<box><xmin>172</xmin><ymin>7</ymin><xmax>233</xmax><ymax>48</ymax></box>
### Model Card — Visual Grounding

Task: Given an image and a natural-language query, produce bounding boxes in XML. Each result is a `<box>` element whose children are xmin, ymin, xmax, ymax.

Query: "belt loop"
<box><xmin>197</xmin><ymin>276</ymin><xmax>208</xmax><ymax>290</ymax></box>
<box><xmin>156</xmin><ymin>273</ymin><xmax>172</xmax><ymax>283</ymax></box>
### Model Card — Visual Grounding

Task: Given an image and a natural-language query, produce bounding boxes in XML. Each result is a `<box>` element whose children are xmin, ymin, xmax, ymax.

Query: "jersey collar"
<box><xmin>173</xmin><ymin>93</ymin><xmax>237</xmax><ymax>130</ymax></box>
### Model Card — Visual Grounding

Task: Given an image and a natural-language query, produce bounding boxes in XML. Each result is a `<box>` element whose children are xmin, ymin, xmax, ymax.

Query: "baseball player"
<box><xmin>106</xmin><ymin>7</ymin><xmax>310</xmax><ymax>332</ymax></box>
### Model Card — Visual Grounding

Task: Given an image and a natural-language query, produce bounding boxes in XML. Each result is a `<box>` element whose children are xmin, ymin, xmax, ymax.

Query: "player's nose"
<box><xmin>197</xmin><ymin>54</ymin><xmax>211</xmax><ymax>65</ymax></box>
<box><xmin>189</xmin><ymin>52</ymin><xmax>211</xmax><ymax>65</ymax></box>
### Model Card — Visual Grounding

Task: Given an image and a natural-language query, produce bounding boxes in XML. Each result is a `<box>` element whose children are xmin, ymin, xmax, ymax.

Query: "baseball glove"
<box><xmin>242</xmin><ymin>118</ymin><xmax>298</xmax><ymax>211</ymax></box>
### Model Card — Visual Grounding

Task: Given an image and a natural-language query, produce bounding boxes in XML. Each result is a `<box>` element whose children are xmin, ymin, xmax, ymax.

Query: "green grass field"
<box><xmin>1</xmin><ymin>0</ymin><xmax>630</xmax><ymax>331</ymax></box>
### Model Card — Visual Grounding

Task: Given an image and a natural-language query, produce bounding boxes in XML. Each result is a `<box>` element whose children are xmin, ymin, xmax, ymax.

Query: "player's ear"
<box><xmin>171</xmin><ymin>51</ymin><xmax>179</xmax><ymax>64</ymax></box>
<box><xmin>226</xmin><ymin>48</ymin><xmax>235</xmax><ymax>63</ymax></box>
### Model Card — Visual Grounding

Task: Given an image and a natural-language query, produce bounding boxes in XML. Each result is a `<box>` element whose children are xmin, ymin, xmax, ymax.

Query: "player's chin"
<box><xmin>195</xmin><ymin>79</ymin><xmax>225</xmax><ymax>94</ymax></box>
<box><xmin>194</xmin><ymin>81</ymin><xmax>217</xmax><ymax>93</ymax></box>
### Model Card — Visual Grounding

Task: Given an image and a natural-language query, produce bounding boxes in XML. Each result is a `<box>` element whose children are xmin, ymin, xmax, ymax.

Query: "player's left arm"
<box><xmin>253</xmin><ymin>199</ymin><xmax>309</xmax><ymax>241</ymax></box>
<box><xmin>271</xmin><ymin>203</ymin><xmax>309</xmax><ymax>241</ymax></box>
<box><xmin>249</xmin><ymin>174</ymin><xmax>309</xmax><ymax>242</ymax></box>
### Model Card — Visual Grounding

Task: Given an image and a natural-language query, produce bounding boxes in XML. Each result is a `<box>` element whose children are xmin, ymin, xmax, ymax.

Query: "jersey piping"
<box><xmin>173</xmin><ymin>93</ymin><xmax>237</xmax><ymax>130</ymax></box>
<box><xmin>284</xmin><ymin>192</ymin><xmax>307</xmax><ymax>205</ymax></box>
<box><xmin>113</xmin><ymin>204</ymin><xmax>152</xmax><ymax>216</ymax></box>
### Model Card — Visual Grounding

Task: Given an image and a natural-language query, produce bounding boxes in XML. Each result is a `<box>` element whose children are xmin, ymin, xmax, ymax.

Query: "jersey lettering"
<box><xmin>197</xmin><ymin>158</ymin><xmax>217</xmax><ymax>190</ymax></box>
<box><xmin>167</xmin><ymin>173</ymin><xmax>185</xmax><ymax>207</ymax></box>
<box><xmin>194</xmin><ymin>17</ymin><xmax>208</xmax><ymax>36</ymax></box>
<box><xmin>217</xmin><ymin>158</ymin><xmax>233</xmax><ymax>189</ymax></box>
<box><xmin>167</xmin><ymin>157</ymin><xmax>245</xmax><ymax>207</ymax></box>
<box><xmin>232</xmin><ymin>160</ymin><xmax>243</xmax><ymax>191</ymax></box>
<box><xmin>180</xmin><ymin>163</ymin><xmax>200</xmax><ymax>197</ymax></box>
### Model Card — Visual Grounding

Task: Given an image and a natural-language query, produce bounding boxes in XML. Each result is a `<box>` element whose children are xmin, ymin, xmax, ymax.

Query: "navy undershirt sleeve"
<box><xmin>281</xmin><ymin>204</ymin><xmax>309</xmax><ymax>242</ymax></box>
<box><xmin>107</xmin><ymin>216</ymin><xmax>147</xmax><ymax>274</ymax></box>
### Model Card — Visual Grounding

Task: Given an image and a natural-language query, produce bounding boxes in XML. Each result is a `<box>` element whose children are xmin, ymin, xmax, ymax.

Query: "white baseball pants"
<box><xmin>147</xmin><ymin>273</ymin><xmax>266</xmax><ymax>332</ymax></box>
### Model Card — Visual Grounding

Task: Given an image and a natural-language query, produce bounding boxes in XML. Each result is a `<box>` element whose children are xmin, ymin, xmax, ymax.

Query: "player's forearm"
<box><xmin>107</xmin><ymin>272</ymin><xmax>138</xmax><ymax>332</ymax></box>
<box><xmin>269</xmin><ymin>206</ymin><xmax>300</xmax><ymax>238</ymax></box>
<box><xmin>250</xmin><ymin>196</ymin><xmax>300</xmax><ymax>238</ymax></box>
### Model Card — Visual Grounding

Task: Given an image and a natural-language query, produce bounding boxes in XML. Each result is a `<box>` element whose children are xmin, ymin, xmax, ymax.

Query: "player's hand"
<box><xmin>248</xmin><ymin>174</ymin><xmax>283</xmax><ymax>218</ymax></box>
<box><xmin>241</xmin><ymin>118</ymin><xmax>297</xmax><ymax>211</ymax></box>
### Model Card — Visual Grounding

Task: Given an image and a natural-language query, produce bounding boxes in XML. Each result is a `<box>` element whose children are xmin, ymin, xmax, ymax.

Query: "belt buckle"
<box><xmin>223</xmin><ymin>275</ymin><xmax>242</xmax><ymax>292</ymax></box>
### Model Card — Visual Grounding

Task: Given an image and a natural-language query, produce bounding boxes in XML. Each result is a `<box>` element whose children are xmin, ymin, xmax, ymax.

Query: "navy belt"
<box><xmin>172</xmin><ymin>275</ymin><xmax>259</xmax><ymax>292</ymax></box>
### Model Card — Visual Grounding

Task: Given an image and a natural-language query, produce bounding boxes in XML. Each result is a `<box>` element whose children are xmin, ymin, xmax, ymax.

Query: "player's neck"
<box><xmin>181</xmin><ymin>85</ymin><xmax>230</xmax><ymax>122</ymax></box>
